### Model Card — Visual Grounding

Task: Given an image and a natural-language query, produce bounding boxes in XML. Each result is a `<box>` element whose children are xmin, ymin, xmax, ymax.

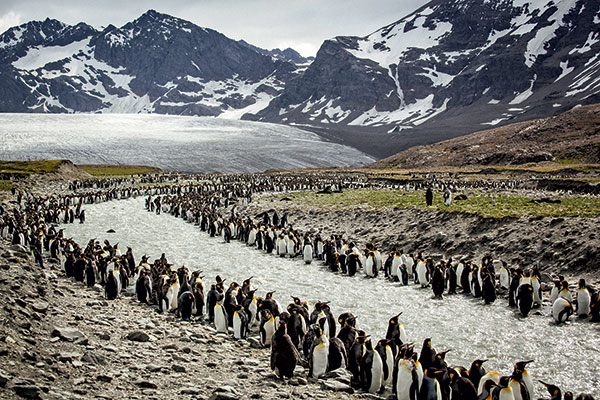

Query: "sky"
<box><xmin>0</xmin><ymin>0</ymin><xmax>430</xmax><ymax>57</ymax></box>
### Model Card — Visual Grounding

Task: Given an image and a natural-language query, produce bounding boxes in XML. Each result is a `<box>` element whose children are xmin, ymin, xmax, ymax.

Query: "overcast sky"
<box><xmin>0</xmin><ymin>0</ymin><xmax>430</xmax><ymax>57</ymax></box>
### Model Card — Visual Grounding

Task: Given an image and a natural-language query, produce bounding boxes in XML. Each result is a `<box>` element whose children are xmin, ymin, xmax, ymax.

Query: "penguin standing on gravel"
<box><xmin>214</xmin><ymin>299</ymin><xmax>228</xmax><ymax>333</ymax></box>
<box><xmin>271</xmin><ymin>321</ymin><xmax>303</xmax><ymax>379</ymax></box>
<box><xmin>206</xmin><ymin>284</ymin><xmax>220</xmax><ymax>323</ymax></box>
<box><xmin>309</xmin><ymin>326</ymin><xmax>330</xmax><ymax>379</ymax></box>
<box><xmin>232</xmin><ymin>304</ymin><xmax>249</xmax><ymax>340</ymax></box>
<box><xmin>84</xmin><ymin>259</ymin><xmax>97</xmax><ymax>288</ymax></box>
<box><xmin>375</xmin><ymin>339</ymin><xmax>394</xmax><ymax>390</ymax></box>
<box><xmin>259</xmin><ymin>309</ymin><xmax>276</xmax><ymax>347</ymax></box>
<box><xmin>178</xmin><ymin>291</ymin><xmax>195</xmax><ymax>321</ymax></box>
<box><xmin>136</xmin><ymin>270</ymin><xmax>152</xmax><ymax>304</ymax></box>
<box><xmin>105</xmin><ymin>270</ymin><xmax>119</xmax><ymax>300</ymax></box>
<box><xmin>360</xmin><ymin>339</ymin><xmax>383</xmax><ymax>394</ymax></box>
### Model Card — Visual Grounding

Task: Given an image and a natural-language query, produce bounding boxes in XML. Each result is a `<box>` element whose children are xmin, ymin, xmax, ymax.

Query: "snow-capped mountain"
<box><xmin>253</xmin><ymin>0</ymin><xmax>600</xmax><ymax>155</ymax></box>
<box><xmin>1</xmin><ymin>2</ymin><xmax>599</xmax><ymax>158</ymax></box>
<box><xmin>0</xmin><ymin>10</ymin><xmax>300</xmax><ymax>116</ymax></box>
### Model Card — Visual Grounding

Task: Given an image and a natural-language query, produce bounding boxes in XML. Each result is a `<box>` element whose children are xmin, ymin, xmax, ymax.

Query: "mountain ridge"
<box><xmin>0</xmin><ymin>2</ymin><xmax>599</xmax><ymax>158</ymax></box>
<box><xmin>371</xmin><ymin>103</ymin><xmax>600</xmax><ymax>169</ymax></box>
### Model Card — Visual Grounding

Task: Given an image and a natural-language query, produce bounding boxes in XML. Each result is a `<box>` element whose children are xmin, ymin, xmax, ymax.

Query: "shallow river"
<box><xmin>61</xmin><ymin>197</ymin><xmax>600</xmax><ymax>397</ymax></box>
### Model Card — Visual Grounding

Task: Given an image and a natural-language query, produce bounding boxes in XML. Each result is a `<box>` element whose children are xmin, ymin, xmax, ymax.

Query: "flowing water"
<box><xmin>61</xmin><ymin>197</ymin><xmax>600</xmax><ymax>397</ymax></box>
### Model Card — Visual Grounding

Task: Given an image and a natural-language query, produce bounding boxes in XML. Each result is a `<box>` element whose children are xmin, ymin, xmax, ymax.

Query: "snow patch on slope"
<box><xmin>523</xmin><ymin>0</ymin><xmax>578</xmax><ymax>67</ymax></box>
<box><xmin>12</xmin><ymin>38</ymin><xmax>91</xmax><ymax>70</ymax></box>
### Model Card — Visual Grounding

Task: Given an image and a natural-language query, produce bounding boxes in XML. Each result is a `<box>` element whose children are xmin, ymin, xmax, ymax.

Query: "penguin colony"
<box><xmin>149</xmin><ymin>178</ymin><xmax>599</xmax><ymax>328</ymax></box>
<box><xmin>1</xmin><ymin>173</ymin><xmax>598</xmax><ymax>399</ymax></box>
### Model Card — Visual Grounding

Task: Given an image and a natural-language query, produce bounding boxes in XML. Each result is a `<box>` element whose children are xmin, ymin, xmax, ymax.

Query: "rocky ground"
<box><xmin>245</xmin><ymin>193</ymin><xmax>600</xmax><ymax>284</ymax></box>
<box><xmin>0</xmin><ymin>239</ymin><xmax>365</xmax><ymax>400</ymax></box>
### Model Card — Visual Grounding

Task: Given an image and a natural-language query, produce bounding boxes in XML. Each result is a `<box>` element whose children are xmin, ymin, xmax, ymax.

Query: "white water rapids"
<box><xmin>61</xmin><ymin>197</ymin><xmax>600</xmax><ymax>397</ymax></box>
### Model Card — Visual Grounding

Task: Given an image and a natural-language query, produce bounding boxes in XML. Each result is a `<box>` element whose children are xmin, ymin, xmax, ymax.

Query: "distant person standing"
<box><xmin>425</xmin><ymin>187</ymin><xmax>433</xmax><ymax>206</ymax></box>
<box><xmin>443</xmin><ymin>188</ymin><xmax>452</xmax><ymax>207</ymax></box>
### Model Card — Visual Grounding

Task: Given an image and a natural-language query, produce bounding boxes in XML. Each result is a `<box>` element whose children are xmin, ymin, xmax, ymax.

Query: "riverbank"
<box><xmin>0</xmin><ymin>237</ymin><xmax>363</xmax><ymax>400</ymax></box>
<box><xmin>244</xmin><ymin>191</ymin><xmax>600</xmax><ymax>283</ymax></box>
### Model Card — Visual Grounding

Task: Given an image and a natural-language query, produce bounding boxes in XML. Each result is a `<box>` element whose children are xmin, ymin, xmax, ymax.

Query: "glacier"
<box><xmin>0</xmin><ymin>114</ymin><xmax>375</xmax><ymax>173</ymax></box>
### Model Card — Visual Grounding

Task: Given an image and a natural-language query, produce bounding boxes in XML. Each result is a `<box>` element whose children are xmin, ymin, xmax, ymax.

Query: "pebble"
<box><xmin>11</xmin><ymin>384</ymin><xmax>41</xmax><ymax>399</ymax></box>
<box><xmin>52</xmin><ymin>327</ymin><xmax>88</xmax><ymax>345</ymax></box>
<box><xmin>320</xmin><ymin>380</ymin><xmax>355</xmax><ymax>394</ymax></box>
<box><xmin>126</xmin><ymin>331</ymin><xmax>150</xmax><ymax>342</ymax></box>
<box><xmin>82</xmin><ymin>351</ymin><xmax>107</xmax><ymax>365</ymax></box>
<box><xmin>180</xmin><ymin>388</ymin><xmax>201</xmax><ymax>395</ymax></box>
<box><xmin>31</xmin><ymin>302</ymin><xmax>49</xmax><ymax>314</ymax></box>
<box><xmin>136</xmin><ymin>380</ymin><xmax>158</xmax><ymax>389</ymax></box>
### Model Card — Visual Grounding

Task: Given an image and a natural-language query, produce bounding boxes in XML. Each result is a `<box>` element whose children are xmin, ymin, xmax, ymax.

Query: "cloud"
<box><xmin>0</xmin><ymin>11</ymin><xmax>22</xmax><ymax>34</ymax></box>
<box><xmin>0</xmin><ymin>0</ymin><xmax>431</xmax><ymax>56</ymax></box>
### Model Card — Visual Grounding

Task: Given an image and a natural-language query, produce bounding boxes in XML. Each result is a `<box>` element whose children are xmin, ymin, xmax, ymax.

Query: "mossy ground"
<box><xmin>76</xmin><ymin>165</ymin><xmax>161</xmax><ymax>176</ymax></box>
<box><xmin>0</xmin><ymin>160</ymin><xmax>67</xmax><ymax>175</ymax></box>
<box><xmin>272</xmin><ymin>189</ymin><xmax>600</xmax><ymax>218</ymax></box>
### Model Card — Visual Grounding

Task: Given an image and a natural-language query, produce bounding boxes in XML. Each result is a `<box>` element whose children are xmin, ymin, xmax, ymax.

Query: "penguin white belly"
<box><xmin>532</xmin><ymin>278</ymin><xmax>541</xmax><ymax>305</ymax></box>
<box><xmin>391</xmin><ymin>257</ymin><xmax>401</xmax><ymax>278</ymax></box>
<box><xmin>303</xmin><ymin>245</ymin><xmax>313</xmax><ymax>264</ymax></box>
<box><xmin>456</xmin><ymin>264</ymin><xmax>464</xmax><ymax>287</ymax></box>
<box><xmin>552</xmin><ymin>297</ymin><xmax>572</xmax><ymax>323</ymax></box>
<box><xmin>369</xmin><ymin>351</ymin><xmax>384</xmax><ymax>393</ymax></box>
<box><xmin>214</xmin><ymin>304</ymin><xmax>228</xmax><ymax>333</ymax></box>
<box><xmin>311</xmin><ymin>342</ymin><xmax>329</xmax><ymax>378</ymax></box>
<box><xmin>500</xmin><ymin>268</ymin><xmax>509</xmax><ymax>289</ymax></box>
<box><xmin>405</xmin><ymin>256</ymin><xmax>414</xmax><ymax>278</ymax></box>
<box><xmin>169</xmin><ymin>284</ymin><xmax>180</xmax><ymax>311</ymax></box>
<box><xmin>558</xmin><ymin>289</ymin><xmax>572</xmax><ymax>303</ymax></box>
<box><xmin>277</xmin><ymin>239</ymin><xmax>286</xmax><ymax>255</ymax></box>
<box><xmin>478</xmin><ymin>373</ymin><xmax>500</xmax><ymax>395</ymax></box>
<box><xmin>384</xmin><ymin>347</ymin><xmax>394</xmax><ymax>386</ymax></box>
<box><xmin>233</xmin><ymin>312</ymin><xmax>244</xmax><ymax>339</ymax></box>
<box><xmin>416</xmin><ymin>262</ymin><xmax>428</xmax><ymax>287</ymax></box>
<box><xmin>398</xmin><ymin>323</ymin><xmax>408</xmax><ymax>344</ymax></box>
<box><xmin>577</xmin><ymin>289</ymin><xmax>591</xmax><ymax>316</ymax></box>
<box><xmin>249</xmin><ymin>300</ymin><xmax>258</xmax><ymax>327</ymax></box>
<box><xmin>550</xmin><ymin>287</ymin><xmax>559</xmax><ymax>304</ymax></box>
<box><xmin>522</xmin><ymin>372</ymin><xmax>534</xmax><ymax>399</ymax></box>
<box><xmin>248</xmin><ymin>230</ymin><xmax>256</xmax><ymax>246</ymax></box>
<box><xmin>395</xmin><ymin>360</ymin><xmax>415</xmax><ymax>400</ymax></box>
<box><xmin>374</xmin><ymin>251</ymin><xmax>382</xmax><ymax>270</ymax></box>
<box><xmin>499</xmin><ymin>387</ymin><xmax>515</xmax><ymax>400</ymax></box>
<box><xmin>509</xmin><ymin>381</ymin><xmax>522</xmax><ymax>400</ymax></box>
<box><xmin>286</xmin><ymin>240</ymin><xmax>295</xmax><ymax>257</ymax></box>
<box><xmin>261</xmin><ymin>319</ymin><xmax>275</xmax><ymax>346</ymax></box>
<box><xmin>114</xmin><ymin>271</ymin><xmax>122</xmax><ymax>293</ymax></box>
<box><xmin>365</xmin><ymin>257</ymin><xmax>374</xmax><ymax>277</ymax></box>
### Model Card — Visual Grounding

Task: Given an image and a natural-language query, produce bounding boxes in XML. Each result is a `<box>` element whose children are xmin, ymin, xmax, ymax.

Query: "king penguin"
<box><xmin>576</xmin><ymin>278</ymin><xmax>591</xmax><ymax>318</ymax></box>
<box><xmin>214</xmin><ymin>299</ymin><xmax>229</xmax><ymax>333</ymax></box>
<box><xmin>309</xmin><ymin>326</ymin><xmax>329</xmax><ymax>379</ymax></box>
<box><xmin>232</xmin><ymin>304</ymin><xmax>249</xmax><ymax>340</ymax></box>
<box><xmin>360</xmin><ymin>339</ymin><xmax>384</xmax><ymax>394</ymax></box>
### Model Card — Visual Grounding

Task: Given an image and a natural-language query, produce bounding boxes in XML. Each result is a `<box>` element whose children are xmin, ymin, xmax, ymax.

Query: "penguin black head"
<box><xmin>436</xmin><ymin>350</ymin><xmax>451</xmax><ymax>360</ymax></box>
<box><xmin>564</xmin><ymin>392</ymin><xmax>574</xmax><ymax>400</ymax></box>
<box><xmin>472</xmin><ymin>359</ymin><xmax>487</xmax><ymax>368</ymax></box>
<box><xmin>498</xmin><ymin>376</ymin><xmax>511</xmax><ymax>388</ymax></box>
<box><xmin>578</xmin><ymin>278</ymin><xmax>587</xmax><ymax>289</ymax></box>
<box><xmin>539</xmin><ymin>381</ymin><xmax>562</xmax><ymax>398</ymax></box>
<box><xmin>514</xmin><ymin>360</ymin><xmax>533</xmax><ymax>372</ymax></box>
<box><xmin>266</xmin><ymin>291</ymin><xmax>276</xmax><ymax>299</ymax></box>
<box><xmin>389</xmin><ymin>312</ymin><xmax>402</xmax><ymax>325</ymax></box>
